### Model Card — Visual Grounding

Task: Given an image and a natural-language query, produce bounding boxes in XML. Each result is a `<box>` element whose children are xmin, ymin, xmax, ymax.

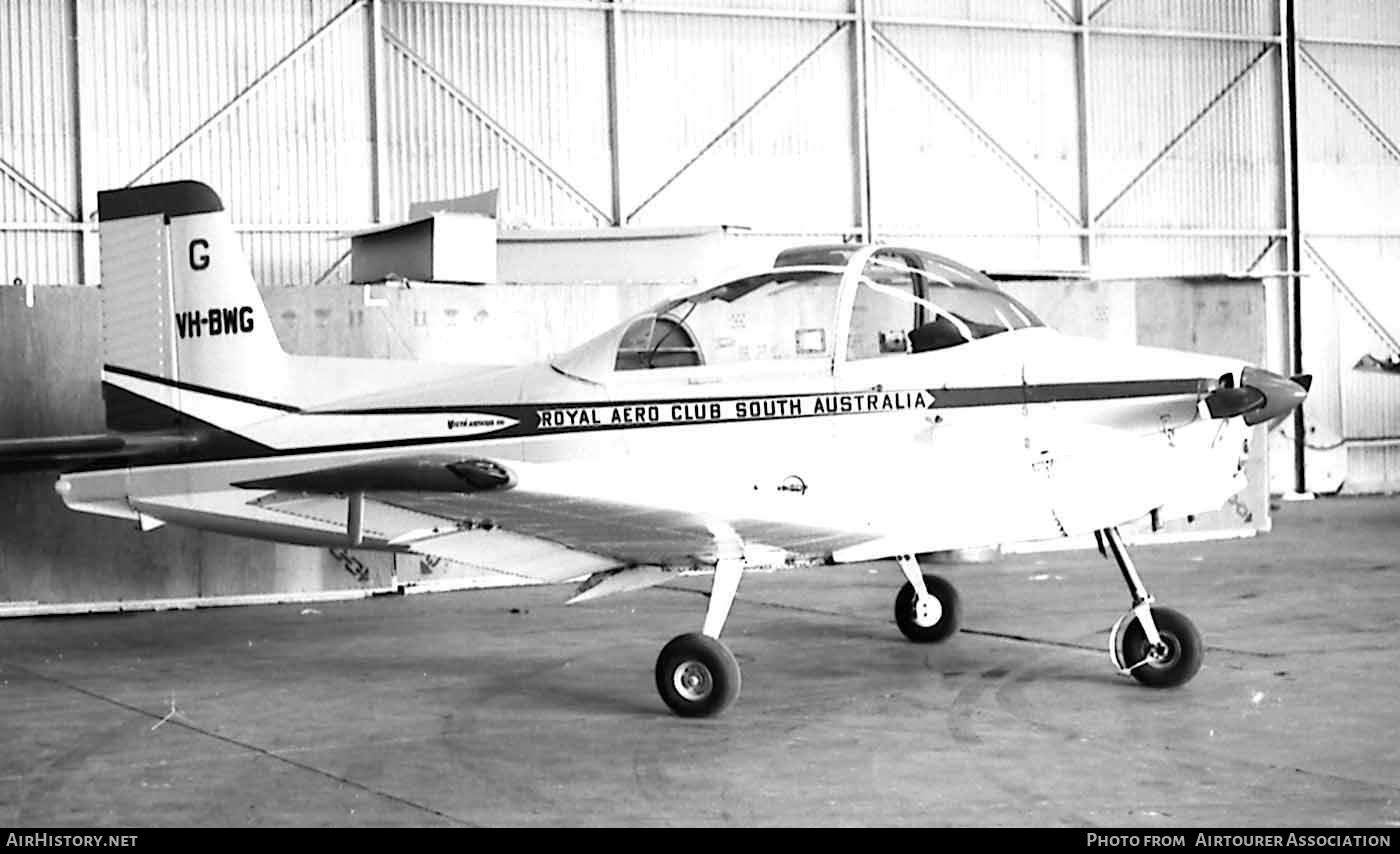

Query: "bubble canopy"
<box><xmin>551</xmin><ymin>245</ymin><xmax>1044</xmax><ymax>382</ymax></box>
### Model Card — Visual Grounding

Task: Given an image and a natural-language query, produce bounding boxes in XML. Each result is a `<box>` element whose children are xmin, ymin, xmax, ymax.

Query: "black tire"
<box><xmin>894</xmin><ymin>573</ymin><xmax>961</xmax><ymax>643</ymax></box>
<box><xmin>655</xmin><ymin>633</ymin><xmax>741</xmax><ymax>718</ymax></box>
<box><xmin>1116</xmin><ymin>606</ymin><xmax>1203</xmax><ymax>688</ymax></box>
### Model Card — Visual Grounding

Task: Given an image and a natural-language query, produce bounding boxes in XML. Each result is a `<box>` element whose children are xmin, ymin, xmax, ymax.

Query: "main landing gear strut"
<box><xmin>654</xmin><ymin>527</ymin><xmax>745</xmax><ymax>718</ymax></box>
<box><xmin>1098</xmin><ymin>526</ymin><xmax>1203</xmax><ymax>687</ymax></box>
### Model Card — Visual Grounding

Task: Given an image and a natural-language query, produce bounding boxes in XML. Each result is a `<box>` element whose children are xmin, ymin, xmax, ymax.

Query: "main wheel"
<box><xmin>894</xmin><ymin>573</ymin><xmax>961</xmax><ymax>643</ymax></box>
<box><xmin>655</xmin><ymin>632</ymin><xmax>741</xmax><ymax>718</ymax></box>
<box><xmin>1113</xmin><ymin>606</ymin><xmax>1203</xmax><ymax>688</ymax></box>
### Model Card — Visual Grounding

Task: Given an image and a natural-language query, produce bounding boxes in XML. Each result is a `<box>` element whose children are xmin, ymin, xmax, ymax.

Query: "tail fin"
<box><xmin>98</xmin><ymin>180</ymin><xmax>289</xmax><ymax>432</ymax></box>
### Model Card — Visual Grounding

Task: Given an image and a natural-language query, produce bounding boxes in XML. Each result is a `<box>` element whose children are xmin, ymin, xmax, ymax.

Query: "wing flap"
<box><xmin>252</xmin><ymin>489</ymin><xmax>625</xmax><ymax>585</ymax></box>
<box><xmin>405</xmin><ymin>527</ymin><xmax>623</xmax><ymax>585</ymax></box>
<box><xmin>373</xmin><ymin>490</ymin><xmax>878</xmax><ymax>567</ymax></box>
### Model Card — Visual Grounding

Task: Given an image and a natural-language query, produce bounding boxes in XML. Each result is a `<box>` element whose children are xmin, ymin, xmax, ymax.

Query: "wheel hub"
<box><xmin>673</xmin><ymin>659</ymin><xmax>713</xmax><ymax>701</ymax></box>
<box><xmin>1145</xmin><ymin>634</ymin><xmax>1180</xmax><ymax>668</ymax></box>
<box><xmin>913</xmin><ymin>596</ymin><xmax>943</xmax><ymax>628</ymax></box>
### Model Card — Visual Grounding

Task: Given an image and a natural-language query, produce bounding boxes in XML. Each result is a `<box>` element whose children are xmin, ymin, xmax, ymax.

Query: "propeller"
<box><xmin>1205</xmin><ymin>367</ymin><xmax>1311</xmax><ymax>428</ymax></box>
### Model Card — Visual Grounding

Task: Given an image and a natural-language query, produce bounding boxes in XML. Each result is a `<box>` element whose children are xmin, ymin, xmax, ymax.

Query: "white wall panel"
<box><xmin>1296</xmin><ymin>36</ymin><xmax>1400</xmax><ymax>485</ymax></box>
<box><xmin>617</xmin><ymin>12</ymin><xmax>855</xmax><ymax>229</ymax></box>
<box><xmin>624</xmin><ymin>0</ymin><xmax>851</xmax><ymax>14</ymax></box>
<box><xmin>1090</xmin><ymin>36</ymin><xmax>1280</xmax><ymax>230</ymax></box>
<box><xmin>875</xmin><ymin>233</ymin><xmax>1084</xmax><ymax>273</ymax></box>
<box><xmin>1297</xmin><ymin>0</ymin><xmax>1400</xmax><ymax>43</ymax></box>
<box><xmin>1092</xmin><ymin>235</ymin><xmax>1284</xmax><ymax>279</ymax></box>
<box><xmin>1</xmin><ymin>1</ymin><xmax>80</xmax><ymax>287</ymax></box>
<box><xmin>1089</xmin><ymin>0</ymin><xmax>1276</xmax><ymax>35</ymax></box>
<box><xmin>85</xmin><ymin>0</ymin><xmax>366</xmax><ymax>198</ymax></box>
<box><xmin>81</xmin><ymin>0</ymin><xmax>373</xmax><ymax>287</ymax></box>
<box><xmin>867</xmin><ymin>24</ymin><xmax>1078</xmax><ymax>236</ymax></box>
<box><xmin>870</xmin><ymin>0</ymin><xmax>1069</xmax><ymax>26</ymax></box>
<box><xmin>1296</xmin><ymin>46</ymin><xmax>1400</xmax><ymax>233</ymax></box>
<box><xmin>381</xmin><ymin>0</ymin><xmax>612</xmax><ymax>227</ymax></box>
<box><xmin>1</xmin><ymin>1</ymin><xmax>78</xmax><ymax>219</ymax></box>
<box><xmin>0</xmin><ymin>232</ymin><xmax>81</xmax><ymax>289</ymax></box>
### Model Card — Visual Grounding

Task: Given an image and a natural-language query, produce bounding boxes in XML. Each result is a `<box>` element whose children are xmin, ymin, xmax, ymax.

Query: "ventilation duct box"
<box><xmin>349</xmin><ymin>190</ymin><xmax>498</xmax><ymax>285</ymax></box>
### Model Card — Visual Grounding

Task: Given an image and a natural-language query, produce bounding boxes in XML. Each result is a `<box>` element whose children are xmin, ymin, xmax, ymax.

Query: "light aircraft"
<box><xmin>0</xmin><ymin>180</ymin><xmax>1310</xmax><ymax>717</ymax></box>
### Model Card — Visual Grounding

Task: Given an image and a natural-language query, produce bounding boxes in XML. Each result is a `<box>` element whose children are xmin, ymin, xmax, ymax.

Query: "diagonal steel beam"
<box><xmin>383</xmin><ymin>31</ymin><xmax>611</xmax><ymax>225</ymax></box>
<box><xmin>1086</xmin><ymin>0</ymin><xmax>1123</xmax><ymax>22</ymax></box>
<box><xmin>312</xmin><ymin>248</ymin><xmax>353</xmax><ymax>287</ymax></box>
<box><xmin>0</xmin><ymin>156</ymin><xmax>76</xmax><ymax>221</ymax></box>
<box><xmin>1094</xmin><ymin>43</ymin><xmax>1271</xmax><ymax>223</ymax></box>
<box><xmin>626</xmin><ymin>23</ymin><xmax>847</xmax><ymax>224</ymax></box>
<box><xmin>0</xmin><ymin>160</ymin><xmax>75</xmax><ymax>221</ymax></box>
<box><xmin>872</xmin><ymin>27</ymin><xmax>1081</xmax><ymax>226</ymax></box>
<box><xmin>1303</xmin><ymin>240</ymin><xmax>1400</xmax><ymax>357</ymax></box>
<box><xmin>128</xmin><ymin>0</ymin><xmax>362</xmax><ymax>187</ymax></box>
<box><xmin>1243</xmin><ymin>235</ymin><xmax>1280</xmax><ymax>274</ymax></box>
<box><xmin>1298</xmin><ymin>45</ymin><xmax>1400</xmax><ymax>165</ymax></box>
<box><xmin>1038</xmin><ymin>0</ymin><xmax>1075</xmax><ymax>25</ymax></box>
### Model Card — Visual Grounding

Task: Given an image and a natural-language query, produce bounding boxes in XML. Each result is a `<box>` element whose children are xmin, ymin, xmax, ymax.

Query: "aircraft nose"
<box><xmin>1205</xmin><ymin>367</ymin><xmax>1310</xmax><ymax>427</ymax></box>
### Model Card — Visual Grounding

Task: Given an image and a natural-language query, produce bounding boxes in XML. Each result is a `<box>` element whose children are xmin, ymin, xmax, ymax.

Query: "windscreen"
<box><xmin>848</xmin><ymin>251</ymin><xmax>1042</xmax><ymax>359</ymax></box>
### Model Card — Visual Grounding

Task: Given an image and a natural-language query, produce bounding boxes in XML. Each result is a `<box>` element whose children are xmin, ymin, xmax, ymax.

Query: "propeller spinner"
<box><xmin>1205</xmin><ymin>367</ymin><xmax>1311</xmax><ymax>427</ymax></box>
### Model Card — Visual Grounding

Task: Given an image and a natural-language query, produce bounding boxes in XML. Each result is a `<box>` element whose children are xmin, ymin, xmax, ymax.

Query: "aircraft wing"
<box><xmin>235</xmin><ymin>454</ymin><xmax>910</xmax><ymax>599</ymax></box>
<box><xmin>229</xmin><ymin>434</ymin><xmax>1084</xmax><ymax>600</ymax></box>
<box><xmin>245</xmin><ymin>483</ymin><xmax>881</xmax><ymax>590</ymax></box>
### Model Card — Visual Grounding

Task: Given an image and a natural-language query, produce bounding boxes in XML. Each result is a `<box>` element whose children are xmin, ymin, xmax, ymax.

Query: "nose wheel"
<box><xmin>1098</xmin><ymin>527</ymin><xmax>1204</xmax><ymax>688</ymax></box>
<box><xmin>1110</xmin><ymin>605</ymin><xmax>1203</xmax><ymax>687</ymax></box>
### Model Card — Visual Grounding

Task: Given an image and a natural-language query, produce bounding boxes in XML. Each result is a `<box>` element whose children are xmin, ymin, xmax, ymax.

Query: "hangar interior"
<box><xmin>2</xmin><ymin>0</ymin><xmax>1399</xmax><ymax>610</ymax></box>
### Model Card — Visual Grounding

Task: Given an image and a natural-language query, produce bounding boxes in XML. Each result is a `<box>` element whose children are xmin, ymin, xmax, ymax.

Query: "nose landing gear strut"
<box><xmin>1098</xmin><ymin>526</ymin><xmax>1203</xmax><ymax>688</ymax></box>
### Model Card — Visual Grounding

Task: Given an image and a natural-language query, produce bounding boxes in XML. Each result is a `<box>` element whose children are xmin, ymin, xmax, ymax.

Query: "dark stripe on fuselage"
<box><xmin>103</xmin><ymin>364</ymin><xmax>302</xmax><ymax>413</ymax></box>
<box><xmin>96</xmin><ymin>376</ymin><xmax>1212</xmax><ymax>472</ymax></box>
<box><xmin>76</xmin><ymin>383</ymin><xmax>275</xmax><ymax>472</ymax></box>
<box><xmin>310</xmin><ymin>378</ymin><xmax>1208</xmax><ymax>417</ymax></box>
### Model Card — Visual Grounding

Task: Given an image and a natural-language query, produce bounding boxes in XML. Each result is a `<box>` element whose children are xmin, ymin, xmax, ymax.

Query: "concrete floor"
<box><xmin>2</xmin><ymin>495</ymin><xmax>1398</xmax><ymax>828</ymax></box>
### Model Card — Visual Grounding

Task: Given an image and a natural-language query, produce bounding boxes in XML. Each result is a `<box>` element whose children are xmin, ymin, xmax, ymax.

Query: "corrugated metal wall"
<box><xmin>381</xmin><ymin>1</ymin><xmax>613</xmax><ymax>228</ymax></box>
<box><xmin>1295</xmin><ymin>0</ymin><xmax>1400</xmax><ymax>493</ymax></box>
<box><xmin>1</xmin><ymin>0</ymin><xmax>80</xmax><ymax>286</ymax></box>
<box><xmin>2</xmin><ymin>0</ymin><xmax>1399</xmax><ymax>492</ymax></box>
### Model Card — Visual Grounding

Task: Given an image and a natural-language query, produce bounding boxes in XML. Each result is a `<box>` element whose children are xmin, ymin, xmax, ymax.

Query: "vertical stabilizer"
<box><xmin>97</xmin><ymin>181</ymin><xmax>288</xmax><ymax>431</ymax></box>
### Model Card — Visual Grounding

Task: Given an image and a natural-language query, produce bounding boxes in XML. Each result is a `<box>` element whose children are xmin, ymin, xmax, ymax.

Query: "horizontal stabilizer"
<box><xmin>0</xmin><ymin>432</ymin><xmax>199</xmax><ymax>474</ymax></box>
